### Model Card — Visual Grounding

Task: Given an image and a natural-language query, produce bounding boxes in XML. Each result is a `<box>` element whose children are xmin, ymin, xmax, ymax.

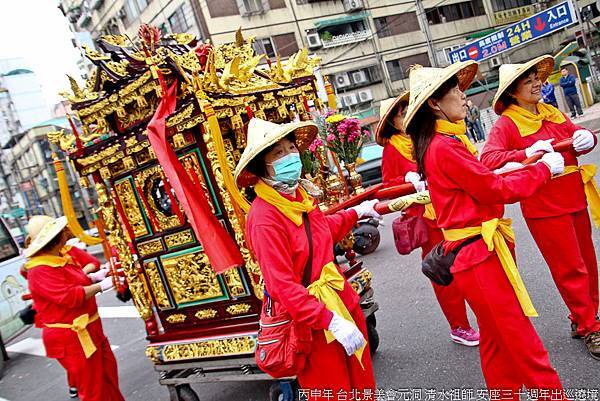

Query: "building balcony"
<box><xmin>322</xmin><ymin>29</ymin><xmax>371</xmax><ymax>48</ymax></box>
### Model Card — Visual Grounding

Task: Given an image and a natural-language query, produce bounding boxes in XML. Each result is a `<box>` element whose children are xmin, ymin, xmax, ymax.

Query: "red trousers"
<box><xmin>57</xmin><ymin>339</ymin><xmax>125</xmax><ymax>401</ymax></box>
<box><xmin>422</xmin><ymin>225</ymin><xmax>471</xmax><ymax>330</ymax></box>
<box><xmin>526</xmin><ymin>209</ymin><xmax>600</xmax><ymax>336</ymax></box>
<box><xmin>454</xmin><ymin>251</ymin><xmax>565</xmax><ymax>399</ymax></box>
<box><xmin>299</xmin><ymin>306</ymin><xmax>375</xmax><ymax>401</ymax></box>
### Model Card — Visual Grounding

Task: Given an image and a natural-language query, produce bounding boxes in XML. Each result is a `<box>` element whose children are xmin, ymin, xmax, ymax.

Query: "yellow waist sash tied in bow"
<box><xmin>555</xmin><ymin>164</ymin><xmax>600</xmax><ymax>228</ymax></box>
<box><xmin>45</xmin><ymin>312</ymin><xmax>99</xmax><ymax>358</ymax></box>
<box><xmin>442</xmin><ymin>218</ymin><xmax>538</xmax><ymax>317</ymax></box>
<box><xmin>307</xmin><ymin>262</ymin><xmax>366</xmax><ymax>368</ymax></box>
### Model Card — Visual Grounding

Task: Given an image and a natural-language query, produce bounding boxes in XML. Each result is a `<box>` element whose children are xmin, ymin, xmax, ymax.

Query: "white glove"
<box><xmin>350</xmin><ymin>199</ymin><xmax>381</xmax><ymax>220</ymax></box>
<box><xmin>540</xmin><ymin>152</ymin><xmax>565</xmax><ymax>175</ymax></box>
<box><xmin>88</xmin><ymin>268</ymin><xmax>109</xmax><ymax>283</ymax></box>
<box><xmin>98</xmin><ymin>276</ymin><xmax>115</xmax><ymax>293</ymax></box>
<box><xmin>328</xmin><ymin>312</ymin><xmax>365</xmax><ymax>356</ymax></box>
<box><xmin>404</xmin><ymin>171</ymin><xmax>426</xmax><ymax>192</ymax></box>
<box><xmin>573</xmin><ymin>129</ymin><xmax>595</xmax><ymax>152</ymax></box>
<box><xmin>525</xmin><ymin>139</ymin><xmax>554</xmax><ymax>158</ymax></box>
<box><xmin>493</xmin><ymin>162</ymin><xmax>524</xmax><ymax>175</ymax></box>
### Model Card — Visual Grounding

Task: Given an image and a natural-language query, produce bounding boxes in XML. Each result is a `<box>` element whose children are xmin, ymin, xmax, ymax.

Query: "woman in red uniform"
<box><xmin>377</xmin><ymin>92</ymin><xmax>479</xmax><ymax>346</ymax></box>
<box><xmin>21</xmin><ymin>215</ymin><xmax>111</xmax><ymax>399</ymax></box>
<box><xmin>24</xmin><ymin>216</ymin><xmax>124</xmax><ymax>401</ymax></box>
<box><xmin>404</xmin><ymin>61</ymin><xmax>566</xmax><ymax>396</ymax></box>
<box><xmin>480</xmin><ymin>55</ymin><xmax>600</xmax><ymax>359</ymax></box>
<box><xmin>234</xmin><ymin>118</ymin><xmax>377</xmax><ymax>399</ymax></box>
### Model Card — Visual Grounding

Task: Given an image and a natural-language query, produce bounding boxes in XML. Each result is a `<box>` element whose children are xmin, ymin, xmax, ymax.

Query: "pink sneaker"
<box><xmin>450</xmin><ymin>327</ymin><xmax>480</xmax><ymax>347</ymax></box>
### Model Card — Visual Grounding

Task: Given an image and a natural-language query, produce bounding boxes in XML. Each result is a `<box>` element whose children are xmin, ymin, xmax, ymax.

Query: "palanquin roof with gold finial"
<box><xmin>51</xmin><ymin>27</ymin><xmax>323</xmax><ymax>172</ymax></box>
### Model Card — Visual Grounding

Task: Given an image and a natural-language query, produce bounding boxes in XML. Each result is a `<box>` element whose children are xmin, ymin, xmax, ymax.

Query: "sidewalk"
<box><xmin>573</xmin><ymin>101</ymin><xmax>600</xmax><ymax>132</ymax></box>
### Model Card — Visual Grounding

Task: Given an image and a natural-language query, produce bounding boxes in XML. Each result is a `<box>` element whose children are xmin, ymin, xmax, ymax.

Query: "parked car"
<box><xmin>356</xmin><ymin>143</ymin><xmax>383</xmax><ymax>187</ymax></box>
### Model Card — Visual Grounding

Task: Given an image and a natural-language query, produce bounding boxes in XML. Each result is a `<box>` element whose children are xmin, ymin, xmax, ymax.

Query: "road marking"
<box><xmin>6</xmin><ymin>337</ymin><xmax>119</xmax><ymax>357</ymax></box>
<box><xmin>6</xmin><ymin>338</ymin><xmax>45</xmax><ymax>357</ymax></box>
<box><xmin>98</xmin><ymin>306</ymin><xmax>139</xmax><ymax>318</ymax></box>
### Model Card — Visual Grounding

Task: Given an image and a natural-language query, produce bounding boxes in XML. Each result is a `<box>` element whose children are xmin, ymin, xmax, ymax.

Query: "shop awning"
<box><xmin>466</xmin><ymin>28</ymin><xmax>496</xmax><ymax>40</ymax></box>
<box><xmin>315</xmin><ymin>12</ymin><xmax>370</xmax><ymax>29</ymax></box>
<box><xmin>465</xmin><ymin>80</ymin><xmax>499</xmax><ymax>96</ymax></box>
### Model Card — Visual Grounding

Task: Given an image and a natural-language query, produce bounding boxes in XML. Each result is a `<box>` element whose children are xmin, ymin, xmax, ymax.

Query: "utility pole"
<box><xmin>572</xmin><ymin>0</ymin><xmax>598</xmax><ymax>84</ymax></box>
<box><xmin>416</xmin><ymin>0</ymin><xmax>438</xmax><ymax>67</ymax></box>
<box><xmin>364</xmin><ymin>0</ymin><xmax>394</xmax><ymax>97</ymax></box>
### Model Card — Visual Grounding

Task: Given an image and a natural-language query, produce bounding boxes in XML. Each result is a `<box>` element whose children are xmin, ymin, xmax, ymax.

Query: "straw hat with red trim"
<box><xmin>402</xmin><ymin>61</ymin><xmax>479</xmax><ymax>132</ymax></box>
<box><xmin>234</xmin><ymin>118</ymin><xmax>318</xmax><ymax>187</ymax></box>
<box><xmin>374</xmin><ymin>91</ymin><xmax>410</xmax><ymax>146</ymax></box>
<box><xmin>492</xmin><ymin>54</ymin><xmax>555</xmax><ymax>115</ymax></box>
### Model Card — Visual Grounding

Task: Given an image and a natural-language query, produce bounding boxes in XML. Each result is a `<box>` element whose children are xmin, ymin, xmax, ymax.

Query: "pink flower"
<box><xmin>327</xmin><ymin>134</ymin><xmax>336</xmax><ymax>142</ymax></box>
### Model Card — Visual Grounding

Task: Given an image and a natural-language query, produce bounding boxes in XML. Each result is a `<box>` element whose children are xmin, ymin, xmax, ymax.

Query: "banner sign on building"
<box><xmin>449</xmin><ymin>1</ymin><xmax>577</xmax><ymax>63</ymax></box>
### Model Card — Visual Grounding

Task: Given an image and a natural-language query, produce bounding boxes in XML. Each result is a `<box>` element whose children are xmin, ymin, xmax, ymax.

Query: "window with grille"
<box><xmin>426</xmin><ymin>0</ymin><xmax>485</xmax><ymax>24</ymax></box>
<box><xmin>492</xmin><ymin>0</ymin><xmax>532</xmax><ymax>11</ymax></box>
<box><xmin>374</xmin><ymin>16</ymin><xmax>392</xmax><ymax>37</ymax></box>
<box><xmin>386</xmin><ymin>60</ymin><xmax>404</xmax><ymax>81</ymax></box>
<box><xmin>168</xmin><ymin>5</ymin><xmax>190</xmax><ymax>33</ymax></box>
<box><xmin>253</xmin><ymin>37</ymin><xmax>276</xmax><ymax>58</ymax></box>
<box><xmin>238</xmin><ymin>0</ymin><xmax>264</xmax><ymax>15</ymax></box>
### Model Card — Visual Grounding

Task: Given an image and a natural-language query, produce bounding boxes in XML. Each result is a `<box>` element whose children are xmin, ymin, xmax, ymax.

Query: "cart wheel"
<box><xmin>177</xmin><ymin>384</ymin><xmax>200</xmax><ymax>401</ymax></box>
<box><xmin>269</xmin><ymin>380</ymin><xmax>298</xmax><ymax>401</ymax></box>
<box><xmin>353</xmin><ymin>224</ymin><xmax>380</xmax><ymax>255</ymax></box>
<box><xmin>366</xmin><ymin>315</ymin><xmax>380</xmax><ymax>355</ymax></box>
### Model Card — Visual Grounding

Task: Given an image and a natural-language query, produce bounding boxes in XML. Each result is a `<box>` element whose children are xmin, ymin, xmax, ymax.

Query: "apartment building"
<box><xmin>59</xmin><ymin>0</ymin><xmax>598</xmax><ymax>124</ymax></box>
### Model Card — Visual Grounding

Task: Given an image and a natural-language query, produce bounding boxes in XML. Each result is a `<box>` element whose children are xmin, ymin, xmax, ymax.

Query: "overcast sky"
<box><xmin>0</xmin><ymin>0</ymin><xmax>82</xmax><ymax>106</ymax></box>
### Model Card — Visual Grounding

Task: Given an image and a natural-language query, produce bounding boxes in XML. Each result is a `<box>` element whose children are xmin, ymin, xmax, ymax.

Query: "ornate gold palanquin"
<box><xmin>50</xmin><ymin>28</ymin><xmax>373</xmax><ymax>366</ymax></box>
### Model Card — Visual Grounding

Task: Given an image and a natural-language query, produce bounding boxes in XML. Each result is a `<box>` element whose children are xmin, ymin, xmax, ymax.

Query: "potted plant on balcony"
<box><xmin>320</xmin><ymin>31</ymin><xmax>333</xmax><ymax>43</ymax></box>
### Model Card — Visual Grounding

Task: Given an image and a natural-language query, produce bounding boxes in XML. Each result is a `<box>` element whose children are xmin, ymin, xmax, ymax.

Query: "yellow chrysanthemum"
<box><xmin>325</xmin><ymin>114</ymin><xmax>345</xmax><ymax>124</ymax></box>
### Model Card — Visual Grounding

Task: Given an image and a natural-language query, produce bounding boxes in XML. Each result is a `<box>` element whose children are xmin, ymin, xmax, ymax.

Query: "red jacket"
<box><xmin>481</xmin><ymin>115</ymin><xmax>597</xmax><ymax>219</ymax></box>
<box><xmin>64</xmin><ymin>245</ymin><xmax>101</xmax><ymax>270</ymax></box>
<box><xmin>381</xmin><ymin>143</ymin><xmax>414</xmax><ymax>187</ymax></box>
<box><xmin>425</xmin><ymin>134</ymin><xmax>551</xmax><ymax>273</ymax></box>
<box><xmin>246</xmin><ymin>193</ymin><xmax>359</xmax><ymax>330</ymax></box>
<box><xmin>27</xmin><ymin>256</ymin><xmax>106</xmax><ymax>358</ymax></box>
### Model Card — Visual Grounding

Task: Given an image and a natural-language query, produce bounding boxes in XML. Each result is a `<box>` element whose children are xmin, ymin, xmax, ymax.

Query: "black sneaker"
<box><xmin>584</xmin><ymin>331</ymin><xmax>600</xmax><ymax>360</ymax></box>
<box><xmin>69</xmin><ymin>387</ymin><xmax>78</xmax><ymax>398</ymax></box>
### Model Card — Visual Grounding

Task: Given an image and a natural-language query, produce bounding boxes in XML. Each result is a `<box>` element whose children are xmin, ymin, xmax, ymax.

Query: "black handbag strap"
<box><xmin>451</xmin><ymin>234</ymin><xmax>482</xmax><ymax>255</ymax></box>
<box><xmin>301</xmin><ymin>212</ymin><xmax>313</xmax><ymax>287</ymax></box>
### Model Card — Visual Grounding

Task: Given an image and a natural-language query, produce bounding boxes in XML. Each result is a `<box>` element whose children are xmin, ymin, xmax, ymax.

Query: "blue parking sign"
<box><xmin>449</xmin><ymin>1</ymin><xmax>577</xmax><ymax>62</ymax></box>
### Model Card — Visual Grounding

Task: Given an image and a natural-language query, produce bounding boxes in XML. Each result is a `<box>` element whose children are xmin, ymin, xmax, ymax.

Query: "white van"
<box><xmin>0</xmin><ymin>218</ymin><xmax>30</xmax><ymax>374</ymax></box>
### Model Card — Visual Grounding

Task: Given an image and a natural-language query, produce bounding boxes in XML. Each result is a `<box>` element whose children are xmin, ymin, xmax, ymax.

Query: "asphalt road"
<box><xmin>1</xmin><ymin>152</ymin><xmax>599</xmax><ymax>401</ymax></box>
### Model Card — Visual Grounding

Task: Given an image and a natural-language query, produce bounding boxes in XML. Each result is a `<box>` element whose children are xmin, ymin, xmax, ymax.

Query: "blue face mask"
<box><xmin>270</xmin><ymin>153</ymin><xmax>302</xmax><ymax>185</ymax></box>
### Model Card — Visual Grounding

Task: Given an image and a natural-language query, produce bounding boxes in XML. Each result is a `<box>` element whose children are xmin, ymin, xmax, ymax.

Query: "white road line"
<box><xmin>6</xmin><ymin>337</ymin><xmax>45</xmax><ymax>357</ymax></box>
<box><xmin>6</xmin><ymin>337</ymin><xmax>119</xmax><ymax>357</ymax></box>
<box><xmin>98</xmin><ymin>306</ymin><xmax>139</xmax><ymax>318</ymax></box>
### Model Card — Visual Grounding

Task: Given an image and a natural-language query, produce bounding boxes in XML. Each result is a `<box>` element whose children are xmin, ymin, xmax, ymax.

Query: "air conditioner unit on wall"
<box><xmin>343</xmin><ymin>0</ymin><xmax>364</xmax><ymax>12</ymax></box>
<box><xmin>342</xmin><ymin>93</ymin><xmax>358</xmax><ymax>106</ymax></box>
<box><xmin>489</xmin><ymin>56</ymin><xmax>501</xmax><ymax>68</ymax></box>
<box><xmin>307</xmin><ymin>33</ymin><xmax>322</xmax><ymax>49</ymax></box>
<box><xmin>357</xmin><ymin>89</ymin><xmax>373</xmax><ymax>102</ymax></box>
<box><xmin>352</xmin><ymin>70</ymin><xmax>368</xmax><ymax>84</ymax></box>
<box><xmin>335</xmin><ymin>73</ymin><xmax>351</xmax><ymax>88</ymax></box>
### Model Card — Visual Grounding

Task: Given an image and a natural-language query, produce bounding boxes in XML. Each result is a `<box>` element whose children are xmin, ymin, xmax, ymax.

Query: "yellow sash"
<box><xmin>307</xmin><ymin>262</ymin><xmax>366</xmax><ymax>368</ymax></box>
<box><xmin>555</xmin><ymin>165</ymin><xmax>600</xmax><ymax>227</ymax></box>
<box><xmin>389</xmin><ymin>134</ymin><xmax>415</xmax><ymax>162</ymax></box>
<box><xmin>45</xmin><ymin>312</ymin><xmax>100</xmax><ymax>358</ymax></box>
<box><xmin>23</xmin><ymin>255</ymin><xmax>70</xmax><ymax>271</ymax></box>
<box><xmin>254</xmin><ymin>180</ymin><xmax>315</xmax><ymax>226</ymax></box>
<box><xmin>502</xmin><ymin>103</ymin><xmax>566</xmax><ymax>137</ymax></box>
<box><xmin>443</xmin><ymin>218</ymin><xmax>538</xmax><ymax>317</ymax></box>
<box><xmin>435</xmin><ymin>120</ymin><xmax>478</xmax><ymax>156</ymax></box>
